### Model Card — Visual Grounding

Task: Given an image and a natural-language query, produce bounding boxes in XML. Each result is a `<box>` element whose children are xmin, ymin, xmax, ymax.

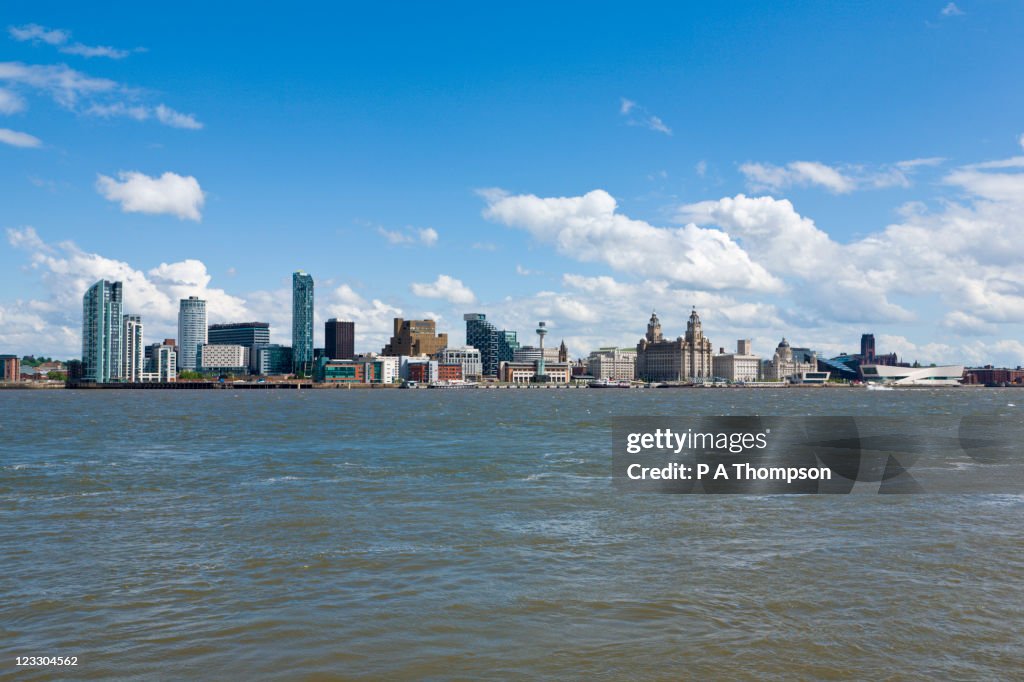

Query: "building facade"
<box><xmin>712</xmin><ymin>339</ymin><xmax>761</xmax><ymax>382</ymax></box>
<box><xmin>209</xmin><ymin>322</ymin><xmax>270</xmax><ymax>347</ymax></box>
<box><xmin>198</xmin><ymin>344</ymin><xmax>250</xmax><ymax>374</ymax></box>
<box><xmin>0</xmin><ymin>354</ymin><xmax>19</xmax><ymax>382</ymax></box>
<box><xmin>436</xmin><ymin>346</ymin><xmax>482</xmax><ymax>379</ymax></box>
<box><xmin>382</xmin><ymin>318</ymin><xmax>448</xmax><ymax>357</ymax></box>
<box><xmin>316</xmin><ymin>359</ymin><xmax>384</xmax><ymax>384</ymax></box>
<box><xmin>82</xmin><ymin>279</ymin><xmax>124</xmax><ymax>383</ymax></box>
<box><xmin>499</xmin><ymin>361</ymin><xmax>571</xmax><ymax>384</ymax></box>
<box><xmin>177</xmin><ymin>296</ymin><xmax>207</xmax><ymax>372</ymax></box>
<box><xmin>292</xmin><ymin>271</ymin><xmax>314</xmax><ymax>374</ymax></box>
<box><xmin>251</xmin><ymin>344</ymin><xmax>293</xmax><ymax>375</ymax></box>
<box><xmin>325</xmin><ymin>319</ymin><xmax>355</xmax><ymax>360</ymax></box>
<box><xmin>635</xmin><ymin>309</ymin><xmax>714</xmax><ymax>382</ymax></box>
<box><xmin>762</xmin><ymin>339</ymin><xmax>818</xmax><ymax>381</ymax></box>
<box><xmin>141</xmin><ymin>344</ymin><xmax>177</xmax><ymax>382</ymax></box>
<box><xmin>513</xmin><ymin>346</ymin><xmax>560</xmax><ymax>365</ymax></box>
<box><xmin>121</xmin><ymin>314</ymin><xmax>144</xmax><ymax>382</ymax></box>
<box><xmin>587</xmin><ymin>347</ymin><xmax>637</xmax><ymax>381</ymax></box>
<box><xmin>464</xmin><ymin>313</ymin><xmax>520</xmax><ymax>377</ymax></box>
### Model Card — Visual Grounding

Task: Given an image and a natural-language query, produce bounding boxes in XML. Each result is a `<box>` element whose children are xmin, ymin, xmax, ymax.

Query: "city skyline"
<box><xmin>3</xmin><ymin>3</ymin><xmax>1024</xmax><ymax>366</ymax></box>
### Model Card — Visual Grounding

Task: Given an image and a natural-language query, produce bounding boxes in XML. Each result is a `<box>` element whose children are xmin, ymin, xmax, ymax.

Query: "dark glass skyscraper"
<box><xmin>82</xmin><ymin>279</ymin><xmax>123</xmax><ymax>383</ymax></box>
<box><xmin>325</xmin><ymin>319</ymin><xmax>355</xmax><ymax>360</ymax></box>
<box><xmin>292</xmin><ymin>271</ymin><xmax>314</xmax><ymax>373</ymax></box>
<box><xmin>208</xmin><ymin>322</ymin><xmax>270</xmax><ymax>347</ymax></box>
<box><xmin>464</xmin><ymin>313</ymin><xmax>520</xmax><ymax>377</ymax></box>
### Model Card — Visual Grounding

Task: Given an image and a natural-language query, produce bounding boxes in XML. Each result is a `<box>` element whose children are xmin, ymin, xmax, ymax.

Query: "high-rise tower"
<box><xmin>177</xmin><ymin>296</ymin><xmax>207</xmax><ymax>371</ymax></box>
<box><xmin>82</xmin><ymin>279</ymin><xmax>123</xmax><ymax>383</ymax></box>
<box><xmin>292</xmin><ymin>271</ymin><xmax>314</xmax><ymax>374</ymax></box>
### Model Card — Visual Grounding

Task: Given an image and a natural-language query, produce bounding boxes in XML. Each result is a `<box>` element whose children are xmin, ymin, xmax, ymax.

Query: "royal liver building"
<box><xmin>635</xmin><ymin>308</ymin><xmax>714</xmax><ymax>382</ymax></box>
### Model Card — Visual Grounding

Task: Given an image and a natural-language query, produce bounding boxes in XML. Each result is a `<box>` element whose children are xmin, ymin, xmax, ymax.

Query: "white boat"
<box><xmin>427</xmin><ymin>379</ymin><xmax>479</xmax><ymax>389</ymax></box>
<box><xmin>588</xmin><ymin>378</ymin><xmax>631</xmax><ymax>388</ymax></box>
<box><xmin>865</xmin><ymin>383</ymin><xmax>894</xmax><ymax>391</ymax></box>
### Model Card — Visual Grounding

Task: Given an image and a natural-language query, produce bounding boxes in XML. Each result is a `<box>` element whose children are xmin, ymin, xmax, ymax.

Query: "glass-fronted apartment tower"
<box><xmin>82</xmin><ymin>279</ymin><xmax>123</xmax><ymax>383</ymax></box>
<box><xmin>292</xmin><ymin>271</ymin><xmax>314</xmax><ymax>374</ymax></box>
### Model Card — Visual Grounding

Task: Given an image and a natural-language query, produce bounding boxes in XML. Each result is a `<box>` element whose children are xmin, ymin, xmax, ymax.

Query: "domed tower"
<box><xmin>646</xmin><ymin>312</ymin><xmax>663</xmax><ymax>343</ymax></box>
<box><xmin>775</xmin><ymin>338</ymin><xmax>793</xmax><ymax>363</ymax></box>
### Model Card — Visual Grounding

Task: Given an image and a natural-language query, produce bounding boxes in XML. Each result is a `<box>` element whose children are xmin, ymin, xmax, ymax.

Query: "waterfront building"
<box><xmin>177</xmin><ymin>296</ymin><xmax>207</xmax><ymax>372</ymax></box>
<box><xmin>382</xmin><ymin>318</ymin><xmax>448</xmax><ymax>357</ymax></box>
<box><xmin>635</xmin><ymin>309</ymin><xmax>714</xmax><ymax>382</ymax></box>
<box><xmin>141</xmin><ymin>344</ymin><xmax>177</xmax><ymax>382</ymax></box>
<box><xmin>513</xmin><ymin>346</ymin><xmax>560</xmax><ymax>365</ymax></box>
<box><xmin>292</xmin><ymin>271</ymin><xmax>315</xmax><ymax>374</ymax></box>
<box><xmin>436</xmin><ymin>346</ymin><xmax>482</xmax><ymax>380</ymax></box>
<box><xmin>121</xmin><ymin>315</ymin><xmax>144</xmax><ymax>382</ymax></box>
<box><xmin>0</xmin><ymin>354</ymin><xmax>19</xmax><ymax>382</ymax></box>
<box><xmin>861</xmin><ymin>364</ymin><xmax>964</xmax><ymax>386</ymax></box>
<box><xmin>250</xmin><ymin>344</ymin><xmax>293</xmax><ymax>375</ymax></box>
<box><xmin>963</xmin><ymin>366</ymin><xmax>1024</xmax><ymax>386</ymax></box>
<box><xmin>464</xmin><ymin>313</ymin><xmax>520</xmax><ymax>377</ymax></box>
<box><xmin>499</xmin><ymin>361</ymin><xmax>571</xmax><ymax>384</ymax></box>
<box><xmin>209</xmin><ymin>322</ymin><xmax>270</xmax><ymax>348</ymax></box>
<box><xmin>82</xmin><ymin>279</ymin><xmax>124</xmax><ymax>383</ymax></box>
<box><xmin>587</xmin><ymin>347</ymin><xmax>637</xmax><ymax>381</ymax></box>
<box><xmin>325</xmin><ymin>319</ymin><xmax>355</xmax><ymax>360</ymax></box>
<box><xmin>316</xmin><ymin>358</ymin><xmax>384</xmax><ymax>384</ymax></box>
<box><xmin>198</xmin><ymin>344</ymin><xmax>250</xmax><ymax>375</ymax></box>
<box><xmin>762</xmin><ymin>339</ymin><xmax>818</xmax><ymax>382</ymax></box>
<box><xmin>437</xmin><ymin>364</ymin><xmax>463</xmax><ymax>381</ymax></box>
<box><xmin>711</xmin><ymin>340</ymin><xmax>761</xmax><ymax>383</ymax></box>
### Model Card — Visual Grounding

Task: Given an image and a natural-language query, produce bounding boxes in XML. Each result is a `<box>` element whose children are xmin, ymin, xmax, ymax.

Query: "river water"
<box><xmin>1</xmin><ymin>388</ymin><xmax>1022</xmax><ymax>679</ymax></box>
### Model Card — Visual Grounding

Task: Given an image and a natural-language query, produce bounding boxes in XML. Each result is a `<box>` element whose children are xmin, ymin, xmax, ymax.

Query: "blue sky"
<box><xmin>3</xmin><ymin>1</ymin><xmax>1024</xmax><ymax>365</ymax></box>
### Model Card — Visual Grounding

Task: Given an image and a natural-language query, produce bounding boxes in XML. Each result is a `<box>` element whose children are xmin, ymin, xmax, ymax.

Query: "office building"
<box><xmin>712</xmin><ymin>340</ymin><xmax>761</xmax><ymax>383</ymax></box>
<box><xmin>252</xmin><ymin>344</ymin><xmax>294</xmax><ymax>376</ymax></box>
<box><xmin>587</xmin><ymin>348</ymin><xmax>637</xmax><ymax>381</ymax></box>
<box><xmin>437</xmin><ymin>346</ymin><xmax>482</xmax><ymax>379</ymax></box>
<box><xmin>499</xmin><ymin>361</ymin><xmax>571</xmax><ymax>384</ymax></box>
<box><xmin>141</xmin><ymin>344</ymin><xmax>177</xmax><ymax>382</ymax></box>
<box><xmin>762</xmin><ymin>339</ymin><xmax>818</xmax><ymax>381</ymax></box>
<box><xmin>292</xmin><ymin>271</ymin><xmax>315</xmax><ymax>374</ymax></box>
<box><xmin>513</xmin><ymin>346</ymin><xmax>560</xmax><ymax>364</ymax></box>
<box><xmin>325</xmin><ymin>319</ymin><xmax>355</xmax><ymax>360</ymax></box>
<box><xmin>121</xmin><ymin>314</ymin><xmax>144</xmax><ymax>383</ymax></box>
<box><xmin>382</xmin><ymin>318</ymin><xmax>448</xmax><ymax>357</ymax></box>
<box><xmin>464</xmin><ymin>313</ymin><xmax>520</xmax><ymax>377</ymax></box>
<box><xmin>315</xmin><ymin>358</ymin><xmax>384</xmax><ymax>384</ymax></box>
<box><xmin>177</xmin><ymin>296</ymin><xmax>207</xmax><ymax>372</ymax></box>
<box><xmin>209</xmin><ymin>322</ymin><xmax>270</xmax><ymax>348</ymax></box>
<box><xmin>82</xmin><ymin>279</ymin><xmax>124</xmax><ymax>383</ymax></box>
<box><xmin>1</xmin><ymin>354</ymin><xmax>19</xmax><ymax>382</ymax></box>
<box><xmin>635</xmin><ymin>309</ymin><xmax>714</xmax><ymax>382</ymax></box>
<box><xmin>198</xmin><ymin>344</ymin><xmax>250</xmax><ymax>375</ymax></box>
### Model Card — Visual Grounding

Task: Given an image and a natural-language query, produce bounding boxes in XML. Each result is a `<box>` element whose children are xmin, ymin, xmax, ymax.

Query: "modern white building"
<box><xmin>712</xmin><ymin>339</ymin><xmax>762</xmax><ymax>382</ymax></box>
<box><xmin>198</xmin><ymin>344</ymin><xmax>250</xmax><ymax>373</ymax></box>
<box><xmin>141</xmin><ymin>344</ymin><xmax>177</xmax><ymax>382</ymax></box>
<box><xmin>861</xmin><ymin>364</ymin><xmax>964</xmax><ymax>386</ymax></box>
<box><xmin>513</xmin><ymin>345</ymin><xmax>560</xmax><ymax>365</ymax></box>
<box><xmin>177</xmin><ymin>296</ymin><xmax>207</xmax><ymax>371</ymax></box>
<box><xmin>587</xmin><ymin>347</ymin><xmax>637</xmax><ymax>381</ymax></box>
<box><xmin>355</xmin><ymin>353</ymin><xmax>400</xmax><ymax>383</ymax></box>
<box><xmin>438</xmin><ymin>346</ymin><xmax>483</xmax><ymax>379</ymax></box>
<box><xmin>121</xmin><ymin>314</ymin><xmax>144</xmax><ymax>383</ymax></box>
<box><xmin>500</xmin><ymin>361</ymin><xmax>571</xmax><ymax>384</ymax></box>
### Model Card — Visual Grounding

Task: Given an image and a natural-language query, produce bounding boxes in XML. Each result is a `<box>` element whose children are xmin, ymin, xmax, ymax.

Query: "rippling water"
<box><xmin>2</xmin><ymin>389</ymin><xmax>1023</xmax><ymax>680</ymax></box>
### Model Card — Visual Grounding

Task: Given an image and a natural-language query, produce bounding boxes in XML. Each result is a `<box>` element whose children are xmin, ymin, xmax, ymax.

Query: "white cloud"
<box><xmin>0</xmin><ymin>61</ymin><xmax>116</xmax><ymax>107</ymax></box>
<box><xmin>155</xmin><ymin>104</ymin><xmax>203</xmax><ymax>130</ymax></box>
<box><xmin>941</xmin><ymin>2</ymin><xmax>964</xmax><ymax>17</ymax></box>
<box><xmin>482</xmin><ymin>188</ymin><xmax>782</xmax><ymax>292</ymax></box>
<box><xmin>96</xmin><ymin>171</ymin><xmax>205</xmax><ymax>221</ymax></box>
<box><xmin>323</xmin><ymin>284</ymin><xmax>404</xmax><ymax>352</ymax></box>
<box><xmin>695</xmin><ymin>160</ymin><xmax>707</xmax><ymax>177</ymax></box>
<box><xmin>410</xmin><ymin>274</ymin><xmax>476</xmax><ymax>305</ymax></box>
<box><xmin>377</xmin><ymin>226</ymin><xmax>438</xmax><ymax>246</ymax></box>
<box><xmin>619</xmin><ymin>98</ymin><xmax>671</xmax><ymax>135</ymax></box>
<box><xmin>8</xmin><ymin>24</ymin><xmax>68</xmax><ymax>46</ymax></box>
<box><xmin>0</xmin><ymin>87</ymin><xmax>26</xmax><ymax>113</ymax></box>
<box><xmin>8</xmin><ymin>23</ymin><xmax>132</xmax><ymax>59</ymax></box>
<box><xmin>740</xmin><ymin>161</ymin><xmax>856</xmax><ymax>194</ymax></box>
<box><xmin>0</xmin><ymin>127</ymin><xmax>41</xmax><ymax>148</ymax></box>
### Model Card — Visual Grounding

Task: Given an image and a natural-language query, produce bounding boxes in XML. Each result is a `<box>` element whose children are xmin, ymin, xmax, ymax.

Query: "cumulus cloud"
<box><xmin>0</xmin><ymin>127</ymin><xmax>41</xmax><ymax>147</ymax></box>
<box><xmin>96</xmin><ymin>171</ymin><xmax>205</xmax><ymax>221</ymax></box>
<box><xmin>482</xmin><ymin>188</ymin><xmax>782</xmax><ymax>292</ymax></box>
<box><xmin>323</xmin><ymin>284</ymin><xmax>404</xmax><ymax>352</ymax></box>
<box><xmin>8</xmin><ymin>23</ymin><xmax>132</xmax><ymax>59</ymax></box>
<box><xmin>410</xmin><ymin>275</ymin><xmax>476</xmax><ymax>304</ymax></box>
<box><xmin>619</xmin><ymin>97</ymin><xmax>671</xmax><ymax>135</ymax></box>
